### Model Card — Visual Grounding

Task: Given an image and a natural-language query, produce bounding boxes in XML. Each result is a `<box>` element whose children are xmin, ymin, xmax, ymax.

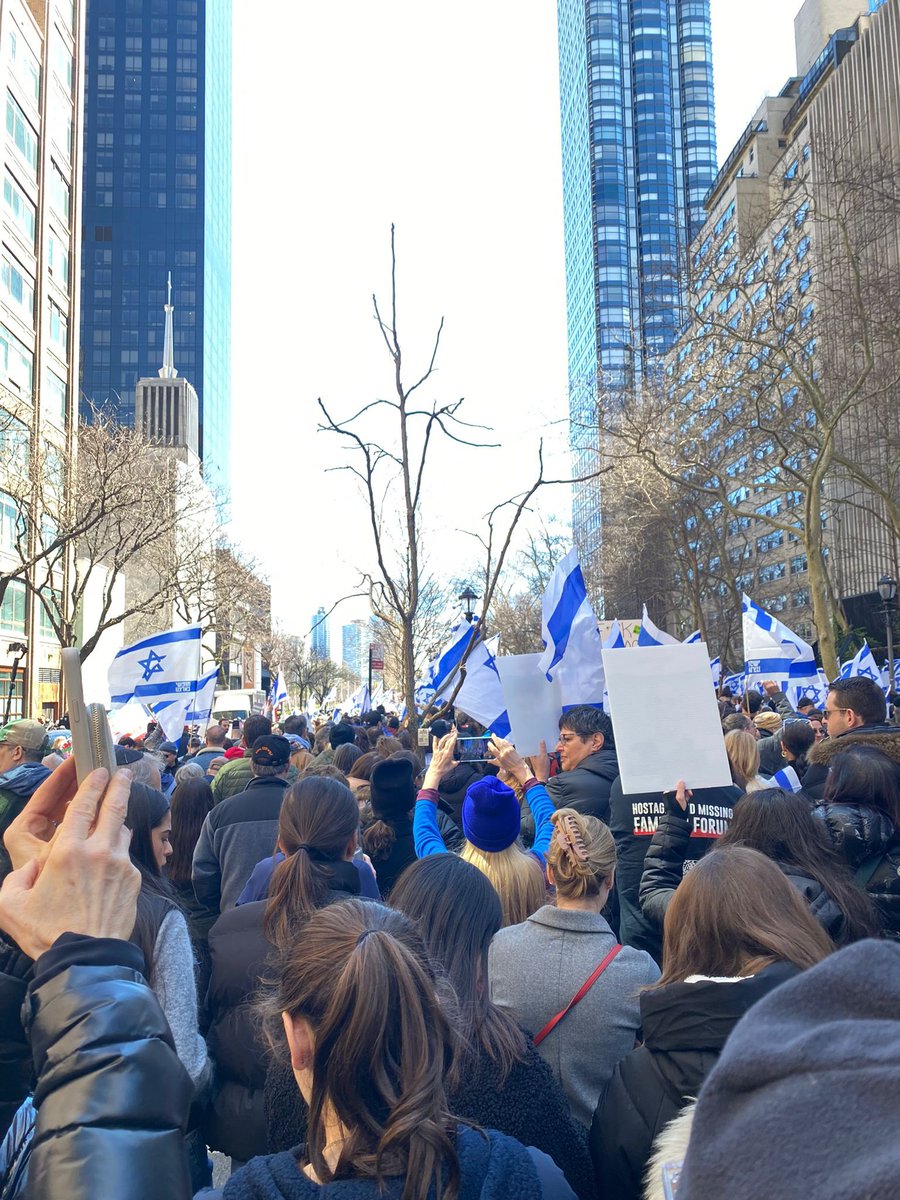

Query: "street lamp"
<box><xmin>458</xmin><ymin>585</ymin><xmax>479</xmax><ymax>623</ymax></box>
<box><xmin>878</xmin><ymin>574</ymin><xmax>897</xmax><ymax>690</ymax></box>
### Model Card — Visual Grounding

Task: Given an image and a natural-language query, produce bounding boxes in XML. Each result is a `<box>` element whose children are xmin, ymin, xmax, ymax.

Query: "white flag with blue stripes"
<box><xmin>742</xmin><ymin>594</ymin><xmax>819</xmax><ymax>694</ymax></box>
<box><xmin>454</xmin><ymin>635</ymin><xmax>511</xmax><ymax>738</ymax></box>
<box><xmin>710</xmin><ymin>656</ymin><xmax>722</xmax><ymax>688</ymax></box>
<box><xmin>184</xmin><ymin>667</ymin><xmax>219</xmax><ymax>726</ymax></box>
<box><xmin>537</xmin><ymin>549</ymin><xmax>605</xmax><ymax>707</ymax></box>
<box><xmin>637</xmin><ymin>605</ymin><xmax>679</xmax><ymax>646</ymax></box>
<box><xmin>682</xmin><ymin>629</ymin><xmax>702</xmax><ymax>644</ymax></box>
<box><xmin>884</xmin><ymin>659</ymin><xmax>900</xmax><ymax>693</ymax></box>
<box><xmin>722</xmin><ymin>671</ymin><xmax>745</xmax><ymax>696</ymax></box>
<box><xmin>108</xmin><ymin>625</ymin><xmax>203</xmax><ymax>741</ymax></box>
<box><xmin>420</xmin><ymin>617</ymin><xmax>479</xmax><ymax>701</ymax></box>
<box><xmin>273</xmin><ymin>671</ymin><xmax>289</xmax><ymax>707</ymax></box>
<box><xmin>839</xmin><ymin>643</ymin><xmax>887</xmax><ymax>694</ymax></box>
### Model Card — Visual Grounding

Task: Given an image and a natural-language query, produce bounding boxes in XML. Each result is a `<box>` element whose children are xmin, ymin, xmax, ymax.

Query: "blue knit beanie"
<box><xmin>462</xmin><ymin>776</ymin><xmax>521</xmax><ymax>853</ymax></box>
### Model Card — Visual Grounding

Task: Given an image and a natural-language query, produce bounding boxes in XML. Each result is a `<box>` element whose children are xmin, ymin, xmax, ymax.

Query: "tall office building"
<box><xmin>80</xmin><ymin>0</ymin><xmax>232</xmax><ymax>489</ymax></box>
<box><xmin>557</xmin><ymin>1</ymin><xmax>717</xmax><ymax>567</ymax></box>
<box><xmin>310</xmin><ymin>606</ymin><xmax>329</xmax><ymax>660</ymax></box>
<box><xmin>341</xmin><ymin>619</ymin><xmax>366</xmax><ymax>680</ymax></box>
<box><xmin>0</xmin><ymin>0</ymin><xmax>83</xmax><ymax>719</ymax></box>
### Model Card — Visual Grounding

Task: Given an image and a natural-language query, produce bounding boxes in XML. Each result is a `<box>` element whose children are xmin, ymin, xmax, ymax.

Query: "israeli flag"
<box><xmin>742</xmin><ymin>594</ymin><xmax>819</xmax><ymax>694</ymax></box>
<box><xmin>273</xmin><ymin>671</ymin><xmax>289</xmax><ymax>707</ymax></box>
<box><xmin>537</xmin><ymin>549</ymin><xmax>605</xmax><ymax>708</ymax></box>
<box><xmin>772</xmin><ymin>765</ymin><xmax>804</xmax><ymax>793</ymax></box>
<box><xmin>184</xmin><ymin>667</ymin><xmax>219</xmax><ymax>726</ymax></box>
<box><xmin>710</xmin><ymin>656</ymin><xmax>722</xmax><ymax>688</ymax></box>
<box><xmin>792</xmin><ymin>669</ymin><xmax>830</xmax><ymax>709</ymax></box>
<box><xmin>722</xmin><ymin>671</ymin><xmax>746</xmax><ymax>696</ymax></box>
<box><xmin>637</xmin><ymin>605</ymin><xmax>679</xmax><ymax>647</ymax></box>
<box><xmin>108</xmin><ymin>625</ymin><xmax>203</xmax><ymax>741</ymax></box>
<box><xmin>884</xmin><ymin>659</ymin><xmax>900</xmax><ymax>693</ymax></box>
<box><xmin>683</xmin><ymin>629</ymin><xmax>703</xmax><ymax>644</ymax></box>
<box><xmin>423</xmin><ymin>617</ymin><xmax>479</xmax><ymax>697</ymax></box>
<box><xmin>454</xmin><ymin>635</ymin><xmax>512</xmax><ymax>738</ymax></box>
<box><xmin>348</xmin><ymin>683</ymin><xmax>370</xmax><ymax>714</ymax></box>
<box><xmin>602</xmin><ymin>620</ymin><xmax>627</xmax><ymax>650</ymax></box>
<box><xmin>839</xmin><ymin>643</ymin><xmax>888</xmax><ymax>695</ymax></box>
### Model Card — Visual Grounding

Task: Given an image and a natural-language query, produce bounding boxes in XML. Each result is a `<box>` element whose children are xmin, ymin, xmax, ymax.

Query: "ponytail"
<box><xmin>270</xmin><ymin>901</ymin><xmax>460</xmax><ymax>1200</ymax></box>
<box><xmin>363</xmin><ymin>819</ymin><xmax>397</xmax><ymax>863</ymax></box>
<box><xmin>263</xmin><ymin>777</ymin><xmax>359</xmax><ymax>949</ymax></box>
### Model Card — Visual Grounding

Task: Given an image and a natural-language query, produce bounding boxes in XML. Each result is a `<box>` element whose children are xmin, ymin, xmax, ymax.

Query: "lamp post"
<box><xmin>4</xmin><ymin>642</ymin><xmax>27</xmax><ymax>725</ymax></box>
<box><xmin>878</xmin><ymin>574</ymin><xmax>897</xmax><ymax>691</ymax></box>
<box><xmin>458</xmin><ymin>585</ymin><xmax>479</xmax><ymax>624</ymax></box>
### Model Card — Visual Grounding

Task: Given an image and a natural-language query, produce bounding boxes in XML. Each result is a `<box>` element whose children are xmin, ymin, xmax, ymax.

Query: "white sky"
<box><xmin>229</xmin><ymin>1</ymin><xmax>799</xmax><ymax>651</ymax></box>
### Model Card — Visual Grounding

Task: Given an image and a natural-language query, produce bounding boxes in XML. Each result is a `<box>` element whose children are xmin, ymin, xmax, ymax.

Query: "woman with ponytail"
<box><xmin>204</xmin><ymin>776</ymin><xmax>363</xmax><ymax>1164</ymax></box>
<box><xmin>226</xmin><ymin>900</ymin><xmax>576</xmax><ymax>1200</ymax></box>
<box><xmin>489</xmin><ymin>808</ymin><xmax>658</xmax><ymax>1127</ymax></box>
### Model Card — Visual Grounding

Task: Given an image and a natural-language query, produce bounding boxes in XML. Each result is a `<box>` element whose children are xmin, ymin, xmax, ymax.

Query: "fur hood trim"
<box><xmin>643</xmin><ymin>1102</ymin><xmax>696</xmax><ymax>1200</ymax></box>
<box><xmin>807</xmin><ymin>728</ymin><xmax>900</xmax><ymax>768</ymax></box>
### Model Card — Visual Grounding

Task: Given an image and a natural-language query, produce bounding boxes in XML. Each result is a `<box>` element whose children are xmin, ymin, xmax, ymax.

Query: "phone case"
<box><xmin>61</xmin><ymin>648</ymin><xmax>118</xmax><ymax>785</ymax></box>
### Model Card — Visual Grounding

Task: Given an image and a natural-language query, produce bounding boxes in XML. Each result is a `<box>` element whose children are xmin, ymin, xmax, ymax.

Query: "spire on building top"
<box><xmin>158</xmin><ymin>271</ymin><xmax>179</xmax><ymax>379</ymax></box>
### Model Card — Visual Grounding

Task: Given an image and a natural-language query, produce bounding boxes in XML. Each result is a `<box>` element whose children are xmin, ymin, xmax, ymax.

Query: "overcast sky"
<box><xmin>228</xmin><ymin>2</ymin><xmax>800</xmax><ymax>651</ymax></box>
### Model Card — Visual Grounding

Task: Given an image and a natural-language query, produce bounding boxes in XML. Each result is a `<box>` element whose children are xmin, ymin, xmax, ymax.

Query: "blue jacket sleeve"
<box><xmin>526</xmin><ymin>782</ymin><xmax>555</xmax><ymax>865</ymax></box>
<box><xmin>414</xmin><ymin>793</ymin><xmax>448</xmax><ymax>858</ymax></box>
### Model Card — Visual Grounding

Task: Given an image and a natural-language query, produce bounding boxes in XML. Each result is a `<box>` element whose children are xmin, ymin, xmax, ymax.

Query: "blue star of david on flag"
<box><xmin>137</xmin><ymin>649</ymin><xmax>166</xmax><ymax>682</ymax></box>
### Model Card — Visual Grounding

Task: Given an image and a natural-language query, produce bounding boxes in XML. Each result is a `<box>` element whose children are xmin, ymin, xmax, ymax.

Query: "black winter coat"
<box><xmin>547</xmin><ymin>748</ymin><xmax>619</xmax><ymax>825</ymax></box>
<box><xmin>17</xmin><ymin>934</ymin><xmax>193</xmax><ymax>1198</ymax></box>
<box><xmin>589</xmin><ymin>963</ymin><xmax>798</xmax><ymax>1200</ymax></box>
<box><xmin>265</xmin><ymin>1038</ymin><xmax>597</xmax><ymax>1200</ymax></box>
<box><xmin>812</xmin><ymin>800</ymin><xmax>900</xmax><ymax>939</ymax></box>
<box><xmin>204</xmin><ymin>862</ymin><xmax>363</xmax><ymax>1160</ymax></box>
<box><xmin>0</xmin><ymin>936</ymin><xmax>32</xmax><ymax>1140</ymax></box>
<box><xmin>611</xmin><ymin>783</ymin><xmax>739</xmax><ymax>962</ymax></box>
<box><xmin>438</xmin><ymin>762</ymin><xmax>486</xmax><ymax>828</ymax></box>
<box><xmin>802</xmin><ymin>724</ymin><xmax>900</xmax><ymax>799</ymax></box>
<box><xmin>638</xmin><ymin>802</ymin><xmax>851</xmax><ymax>944</ymax></box>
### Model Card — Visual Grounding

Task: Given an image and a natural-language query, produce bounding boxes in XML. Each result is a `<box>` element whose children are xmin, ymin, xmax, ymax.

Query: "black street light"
<box><xmin>878</xmin><ymin>574</ymin><xmax>897</xmax><ymax>689</ymax></box>
<box><xmin>458</xmin><ymin>585</ymin><xmax>479</xmax><ymax>623</ymax></box>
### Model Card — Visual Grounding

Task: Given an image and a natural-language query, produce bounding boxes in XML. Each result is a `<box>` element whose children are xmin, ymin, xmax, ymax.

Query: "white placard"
<box><xmin>602</xmin><ymin>643</ymin><xmax>732</xmax><ymax>793</ymax></box>
<box><xmin>496</xmin><ymin>654</ymin><xmax>561</xmax><ymax>757</ymax></box>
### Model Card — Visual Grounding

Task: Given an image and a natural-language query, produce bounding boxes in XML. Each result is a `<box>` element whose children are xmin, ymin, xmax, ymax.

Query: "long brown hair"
<box><xmin>390</xmin><ymin>855</ymin><xmax>526</xmax><ymax>1087</ymax></box>
<box><xmin>263</xmin><ymin>776</ymin><xmax>360</xmax><ymax>948</ymax></box>
<box><xmin>657</xmin><ymin>845</ymin><xmax>834</xmax><ymax>986</ymax></box>
<box><xmin>272</xmin><ymin>901</ymin><xmax>460</xmax><ymax>1200</ymax></box>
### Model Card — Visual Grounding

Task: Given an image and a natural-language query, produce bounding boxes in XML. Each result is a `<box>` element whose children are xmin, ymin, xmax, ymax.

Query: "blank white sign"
<box><xmin>496</xmin><ymin>653</ymin><xmax>562</xmax><ymax>757</ymax></box>
<box><xmin>602</xmin><ymin>643</ymin><xmax>732</xmax><ymax>793</ymax></box>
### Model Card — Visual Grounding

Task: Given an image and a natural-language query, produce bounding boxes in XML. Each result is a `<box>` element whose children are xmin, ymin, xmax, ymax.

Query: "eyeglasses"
<box><xmin>558</xmin><ymin>733</ymin><xmax>583</xmax><ymax>744</ymax></box>
<box><xmin>823</xmin><ymin>707</ymin><xmax>848</xmax><ymax>720</ymax></box>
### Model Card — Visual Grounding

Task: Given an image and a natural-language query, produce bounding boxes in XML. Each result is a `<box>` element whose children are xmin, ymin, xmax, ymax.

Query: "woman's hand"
<box><xmin>0</xmin><ymin>767</ymin><xmax>138</xmax><ymax>960</ymax></box>
<box><xmin>4</xmin><ymin>755</ymin><xmax>79</xmax><ymax>873</ymax></box>
<box><xmin>488</xmin><ymin>735</ymin><xmax>531</xmax><ymax>786</ymax></box>
<box><xmin>672</xmin><ymin>780</ymin><xmax>692</xmax><ymax>811</ymax></box>
<box><xmin>528</xmin><ymin>741</ymin><xmax>550</xmax><ymax>784</ymax></box>
<box><xmin>422</xmin><ymin>728</ymin><xmax>457</xmax><ymax>791</ymax></box>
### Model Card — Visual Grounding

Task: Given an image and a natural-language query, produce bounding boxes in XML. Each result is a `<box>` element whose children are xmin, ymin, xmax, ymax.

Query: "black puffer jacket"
<box><xmin>265</xmin><ymin>1037</ymin><xmax>597</xmax><ymax>1200</ymax></box>
<box><xmin>204</xmin><ymin>862</ymin><xmax>364</xmax><ymax>1160</ymax></box>
<box><xmin>17</xmin><ymin>934</ymin><xmax>193</xmax><ymax>1198</ymax></box>
<box><xmin>547</xmin><ymin>748</ymin><xmax>619</xmax><ymax>825</ymax></box>
<box><xmin>589</xmin><ymin>963</ymin><xmax>799</xmax><ymax>1200</ymax></box>
<box><xmin>812</xmin><ymin>801</ymin><xmax>900</xmax><ymax>938</ymax></box>
<box><xmin>639</xmin><ymin>803</ymin><xmax>850</xmax><ymax>943</ymax></box>
<box><xmin>0</xmin><ymin>936</ymin><xmax>32</xmax><ymax>1140</ymax></box>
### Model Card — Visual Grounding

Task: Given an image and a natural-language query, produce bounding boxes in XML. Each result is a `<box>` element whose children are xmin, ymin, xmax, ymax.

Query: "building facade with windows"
<box><xmin>556</xmin><ymin>0</ymin><xmax>717</xmax><ymax>574</ymax></box>
<box><xmin>310</xmin><ymin>606</ymin><xmax>329</xmax><ymax>660</ymax></box>
<box><xmin>0</xmin><ymin>0</ymin><xmax>82</xmax><ymax>719</ymax></box>
<box><xmin>80</xmin><ymin>0</ymin><xmax>232</xmax><ymax>491</ymax></box>
<box><xmin>664</xmin><ymin>0</ymin><xmax>899</xmax><ymax>654</ymax></box>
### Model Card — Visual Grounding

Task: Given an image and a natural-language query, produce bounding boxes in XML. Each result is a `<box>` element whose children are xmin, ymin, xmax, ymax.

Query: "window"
<box><xmin>49</xmin><ymin>162</ymin><xmax>70</xmax><ymax>221</ymax></box>
<box><xmin>0</xmin><ymin>492</ymin><xmax>25</xmax><ymax>553</ymax></box>
<box><xmin>52</xmin><ymin>33</ymin><xmax>74</xmax><ymax>93</ymax></box>
<box><xmin>0</xmin><ymin>325</ymin><xmax>33</xmax><ymax>396</ymax></box>
<box><xmin>49</xmin><ymin>303</ymin><xmax>68</xmax><ymax>355</ymax></box>
<box><xmin>47</xmin><ymin>231</ymin><xmax>70</xmax><ymax>285</ymax></box>
<box><xmin>8</xmin><ymin>30</ymin><xmax>41</xmax><ymax>104</ymax></box>
<box><xmin>6</xmin><ymin>94</ymin><xmax>38</xmax><ymax>173</ymax></box>
<box><xmin>43</xmin><ymin>369</ymin><xmax>67</xmax><ymax>426</ymax></box>
<box><xmin>39</xmin><ymin>589</ymin><xmax>62</xmax><ymax>640</ymax></box>
<box><xmin>1</xmin><ymin>255</ymin><xmax>34</xmax><ymax>319</ymax></box>
<box><xmin>0</xmin><ymin>580</ymin><xmax>26</xmax><ymax>635</ymax></box>
<box><xmin>792</xmin><ymin>588</ymin><xmax>810</xmax><ymax>608</ymax></box>
<box><xmin>3</xmin><ymin>173</ymin><xmax>36</xmax><ymax>245</ymax></box>
<box><xmin>759</xmin><ymin>561</ymin><xmax>787</xmax><ymax>583</ymax></box>
<box><xmin>790</xmin><ymin>554</ymin><xmax>808</xmax><ymax>574</ymax></box>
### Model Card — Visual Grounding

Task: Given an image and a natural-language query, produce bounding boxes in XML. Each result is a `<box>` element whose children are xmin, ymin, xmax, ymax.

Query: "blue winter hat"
<box><xmin>462</xmin><ymin>776</ymin><xmax>521</xmax><ymax>853</ymax></box>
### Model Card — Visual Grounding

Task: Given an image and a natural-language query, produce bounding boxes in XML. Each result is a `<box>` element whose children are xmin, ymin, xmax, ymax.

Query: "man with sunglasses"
<box><xmin>802</xmin><ymin>677</ymin><xmax>899</xmax><ymax>798</ymax></box>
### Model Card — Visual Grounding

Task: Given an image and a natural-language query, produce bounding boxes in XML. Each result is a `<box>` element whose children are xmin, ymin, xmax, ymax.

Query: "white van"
<box><xmin>211</xmin><ymin>689</ymin><xmax>267</xmax><ymax>724</ymax></box>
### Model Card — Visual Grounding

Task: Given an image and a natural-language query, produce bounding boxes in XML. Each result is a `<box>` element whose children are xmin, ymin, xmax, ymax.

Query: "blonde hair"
<box><xmin>460</xmin><ymin>841</ymin><xmax>546</xmax><ymax>927</ymax></box>
<box><xmin>724</xmin><ymin>729</ymin><xmax>761</xmax><ymax>791</ymax></box>
<box><xmin>546</xmin><ymin>808</ymin><xmax>616</xmax><ymax>901</ymax></box>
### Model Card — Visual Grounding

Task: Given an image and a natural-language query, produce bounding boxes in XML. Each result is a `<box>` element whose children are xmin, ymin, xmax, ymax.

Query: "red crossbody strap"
<box><xmin>533</xmin><ymin>944</ymin><xmax>623</xmax><ymax>1047</ymax></box>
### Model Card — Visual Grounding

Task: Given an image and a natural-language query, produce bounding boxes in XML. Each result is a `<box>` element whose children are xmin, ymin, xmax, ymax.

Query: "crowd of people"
<box><xmin>0</xmin><ymin>671</ymin><xmax>898</xmax><ymax>1198</ymax></box>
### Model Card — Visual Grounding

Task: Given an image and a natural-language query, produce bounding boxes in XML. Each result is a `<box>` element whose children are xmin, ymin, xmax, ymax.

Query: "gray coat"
<box><xmin>488</xmin><ymin>905</ymin><xmax>659</xmax><ymax>1127</ymax></box>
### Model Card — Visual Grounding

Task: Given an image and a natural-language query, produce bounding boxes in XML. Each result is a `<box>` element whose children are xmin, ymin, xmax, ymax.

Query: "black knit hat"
<box><xmin>370</xmin><ymin>756</ymin><xmax>416</xmax><ymax>821</ymax></box>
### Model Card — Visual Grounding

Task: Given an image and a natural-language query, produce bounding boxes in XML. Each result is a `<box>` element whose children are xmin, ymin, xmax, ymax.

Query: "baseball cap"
<box><xmin>251</xmin><ymin>734</ymin><xmax>291</xmax><ymax>767</ymax></box>
<box><xmin>0</xmin><ymin>719</ymin><xmax>50</xmax><ymax>756</ymax></box>
<box><xmin>159</xmin><ymin>741</ymin><xmax>179</xmax><ymax>755</ymax></box>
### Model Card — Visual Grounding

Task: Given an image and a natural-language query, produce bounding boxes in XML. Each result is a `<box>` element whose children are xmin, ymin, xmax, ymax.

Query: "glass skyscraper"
<box><xmin>80</xmin><ymin>0</ymin><xmax>232</xmax><ymax>490</ymax></box>
<box><xmin>557</xmin><ymin>0</ymin><xmax>717</xmax><ymax>564</ymax></box>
